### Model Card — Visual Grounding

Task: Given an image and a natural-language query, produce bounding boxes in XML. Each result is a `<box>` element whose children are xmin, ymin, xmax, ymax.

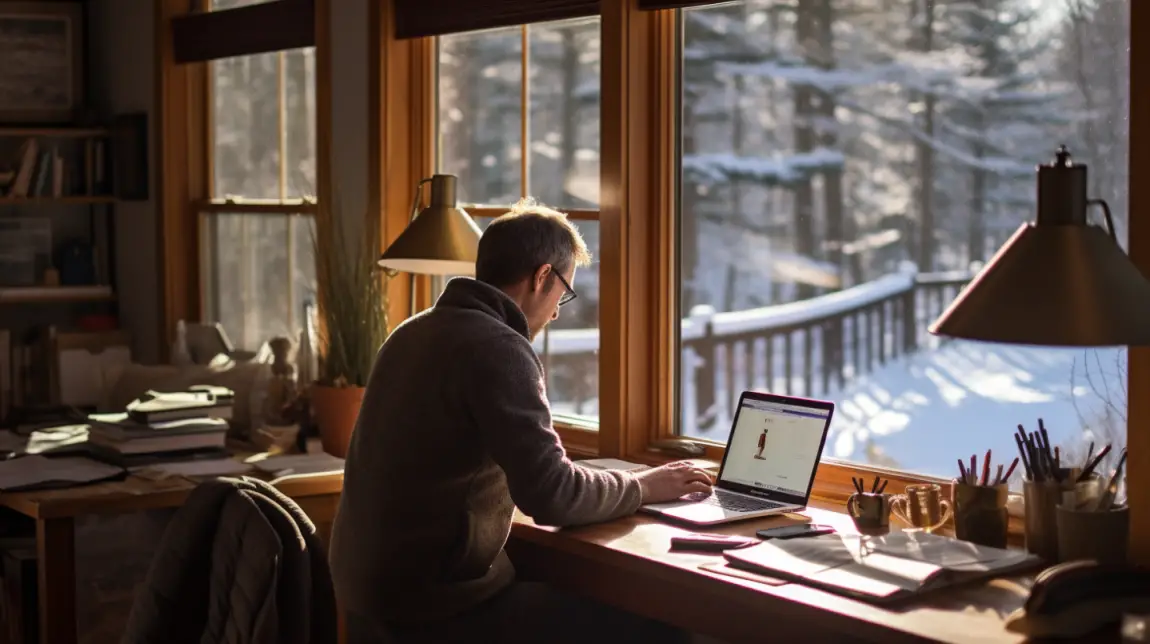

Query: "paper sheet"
<box><xmin>130</xmin><ymin>458</ymin><xmax>253</xmax><ymax>479</ymax></box>
<box><xmin>0</xmin><ymin>455</ymin><xmax>123</xmax><ymax>491</ymax></box>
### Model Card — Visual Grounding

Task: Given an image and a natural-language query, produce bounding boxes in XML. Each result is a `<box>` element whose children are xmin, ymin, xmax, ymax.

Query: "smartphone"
<box><xmin>669</xmin><ymin>533</ymin><xmax>759</xmax><ymax>552</ymax></box>
<box><xmin>756</xmin><ymin>524</ymin><xmax>835</xmax><ymax>540</ymax></box>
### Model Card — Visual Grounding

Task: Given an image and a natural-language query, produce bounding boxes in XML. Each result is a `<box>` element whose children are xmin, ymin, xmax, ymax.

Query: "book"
<box><xmin>125</xmin><ymin>389</ymin><xmax>233</xmax><ymax>423</ymax></box>
<box><xmin>723</xmin><ymin>531</ymin><xmax>1041</xmax><ymax>604</ymax></box>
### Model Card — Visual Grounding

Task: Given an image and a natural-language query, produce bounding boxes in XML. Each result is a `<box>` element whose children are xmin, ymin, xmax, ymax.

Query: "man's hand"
<box><xmin>635</xmin><ymin>461</ymin><xmax>714</xmax><ymax>504</ymax></box>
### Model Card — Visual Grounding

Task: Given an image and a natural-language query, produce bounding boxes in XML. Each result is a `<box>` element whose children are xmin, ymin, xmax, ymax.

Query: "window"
<box><xmin>673</xmin><ymin>0</ymin><xmax>1130</xmax><ymax>483</ymax></box>
<box><xmin>437</xmin><ymin>18</ymin><xmax>602</xmax><ymax>424</ymax></box>
<box><xmin>201</xmin><ymin>38</ymin><xmax>318</xmax><ymax>350</ymax></box>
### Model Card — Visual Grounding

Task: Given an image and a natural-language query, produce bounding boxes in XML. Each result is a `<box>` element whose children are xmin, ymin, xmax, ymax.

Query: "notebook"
<box><xmin>723</xmin><ymin>531</ymin><xmax>1041</xmax><ymax>604</ymax></box>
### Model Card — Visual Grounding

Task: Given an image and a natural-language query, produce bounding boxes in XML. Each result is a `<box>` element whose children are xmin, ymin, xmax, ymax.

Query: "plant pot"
<box><xmin>311</xmin><ymin>384</ymin><xmax>365</xmax><ymax>458</ymax></box>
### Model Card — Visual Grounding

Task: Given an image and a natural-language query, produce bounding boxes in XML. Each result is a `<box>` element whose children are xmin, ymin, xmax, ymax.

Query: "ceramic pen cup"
<box><xmin>1022</xmin><ymin>468</ymin><xmax>1085</xmax><ymax>561</ymax></box>
<box><xmin>847</xmin><ymin>492</ymin><xmax>892</xmax><ymax>536</ymax></box>
<box><xmin>891</xmin><ymin>483</ymin><xmax>952</xmax><ymax>533</ymax></box>
<box><xmin>1056</xmin><ymin>504</ymin><xmax>1128</xmax><ymax>564</ymax></box>
<box><xmin>952</xmin><ymin>481</ymin><xmax>1009</xmax><ymax>548</ymax></box>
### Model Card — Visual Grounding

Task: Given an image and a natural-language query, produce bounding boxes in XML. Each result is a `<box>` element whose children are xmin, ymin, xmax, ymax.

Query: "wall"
<box><xmin>88</xmin><ymin>0</ymin><xmax>161</xmax><ymax>364</ymax></box>
<box><xmin>329</xmin><ymin>0</ymin><xmax>371</xmax><ymax>239</ymax></box>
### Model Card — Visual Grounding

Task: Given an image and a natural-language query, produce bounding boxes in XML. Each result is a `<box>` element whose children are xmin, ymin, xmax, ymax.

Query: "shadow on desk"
<box><xmin>506</xmin><ymin>510</ymin><xmax>1058</xmax><ymax>644</ymax></box>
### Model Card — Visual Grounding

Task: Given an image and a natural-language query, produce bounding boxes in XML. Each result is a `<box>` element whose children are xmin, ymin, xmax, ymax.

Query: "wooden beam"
<box><xmin>599</xmin><ymin>0</ymin><xmax>677</xmax><ymax>458</ymax></box>
<box><xmin>370</xmin><ymin>1</ymin><xmax>436</xmax><ymax>326</ymax></box>
<box><xmin>157</xmin><ymin>0</ymin><xmax>208</xmax><ymax>360</ymax></box>
<box><xmin>1127</xmin><ymin>0</ymin><xmax>1149</xmax><ymax>566</ymax></box>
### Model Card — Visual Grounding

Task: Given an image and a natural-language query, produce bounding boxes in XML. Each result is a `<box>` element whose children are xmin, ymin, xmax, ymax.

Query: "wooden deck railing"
<box><xmin>536</xmin><ymin>268</ymin><xmax>972</xmax><ymax>427</ymax></box>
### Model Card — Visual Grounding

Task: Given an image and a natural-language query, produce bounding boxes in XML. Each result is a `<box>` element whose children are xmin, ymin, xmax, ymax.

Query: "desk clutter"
<box><xmin>722</xmin><ymin>530</ymin><xmax>1039</xmax><ymax>604</ymax></box>
<box><xmin>1010</xmin><ymin>419</ymin><xmax>1128</xmax><ymax>564</ymax></box>
<box><xmin>0</xmin><ymin>384</ymin><xmax>344</xmax><ymax>492</ymax></box>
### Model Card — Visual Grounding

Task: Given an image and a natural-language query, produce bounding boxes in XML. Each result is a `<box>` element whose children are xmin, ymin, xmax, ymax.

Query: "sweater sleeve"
<box><xmin>465</xmin><ymin>335</ymin><xmax>643</xmax><ymax>527</ymax></box>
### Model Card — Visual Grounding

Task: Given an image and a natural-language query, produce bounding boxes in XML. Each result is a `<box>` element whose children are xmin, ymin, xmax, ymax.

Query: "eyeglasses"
<box><xmin>553</xmin><ymin>270</ymin><xmax>578</xmax><ymax>307</ymax></box>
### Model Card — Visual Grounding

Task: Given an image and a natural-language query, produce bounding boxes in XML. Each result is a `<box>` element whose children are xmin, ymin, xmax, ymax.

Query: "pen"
<box><xmin>871</xmin><ymin>475</ymin><xmax>880</xmax><ymax>493</ymax></box>
<box><xmin>958</xmin><ymin>459</ymin><xmax>968</xmax><ymax>484</ymax></box>
<box><xmin>876</xmin><ymin>479</ymin><xmax>889</xmax><ymax>495</ymax></box>
<box><xmin>980</xmin><ymin>449</ymin><xmax>992</xmax><ymax>486</ymax></box>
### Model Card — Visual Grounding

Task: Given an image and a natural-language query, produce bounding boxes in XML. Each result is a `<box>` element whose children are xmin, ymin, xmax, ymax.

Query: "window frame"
<box><xmin>159</xmin><ymin>0</ymin><xmax>323</xmax><ymax>352</ymax></box>
<box><xmin>431</xmin><ymin>21</ymin><xmax>604</xmax><ymax>453</ymax></box>
<box><xmin>159</xmin><ymin>0</ymin><xmax>1149</xmax><ymax>554</ymax></box>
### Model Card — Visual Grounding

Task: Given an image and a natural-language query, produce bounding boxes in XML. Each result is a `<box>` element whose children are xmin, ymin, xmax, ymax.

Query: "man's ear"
<box><xmin>531</xmin><ymin>264</ymin><xmax>551</xmax><ymax>292</ymax></box>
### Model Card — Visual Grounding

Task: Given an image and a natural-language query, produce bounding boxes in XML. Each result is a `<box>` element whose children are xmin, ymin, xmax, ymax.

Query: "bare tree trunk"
<box><xmin>559</xmin><ymin>27</ymin><xmax>578</xmax><ymax>204</ymax></box>
<box><xmin>682</xmin><ymin>100</ymin><xmax>701</xmax><ymax>310</ymax></box>
<box><xmin>793</xmin><ymin>2</ymin><xmax>818</xmax><ymax>299</ymax></box>
<box><xmin>913</xmin><ymin>0</ymin><xmax>937</xmax><ymax>272</ymax></box>
<box><xmin>815</xmin><ymin>0</ymin><xmax>844</xmax><ymax>284</ymax></box>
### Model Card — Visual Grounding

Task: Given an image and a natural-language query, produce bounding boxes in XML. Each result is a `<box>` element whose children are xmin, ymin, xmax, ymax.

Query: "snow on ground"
<box><xmin>682</xmin><ymin>340</ymin><xmax>1127</xmax><ymax>481</ymax></box>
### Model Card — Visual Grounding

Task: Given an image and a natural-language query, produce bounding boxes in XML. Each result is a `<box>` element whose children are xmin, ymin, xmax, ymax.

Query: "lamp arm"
<box><xmin>1088</xmin><ymin>198</ymin><xmax>1118</xmax><ymax>244</ymax></box>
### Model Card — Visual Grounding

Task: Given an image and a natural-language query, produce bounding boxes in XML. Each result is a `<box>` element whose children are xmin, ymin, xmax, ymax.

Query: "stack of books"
<box><xmin>86</xmin><ymin>386</ymin><xmax>234</xmax><ymax>466</ymax></box>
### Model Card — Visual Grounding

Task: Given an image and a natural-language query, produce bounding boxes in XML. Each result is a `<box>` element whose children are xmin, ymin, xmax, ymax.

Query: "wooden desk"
<box><xmin>0</xmin><ymin>472</ymin><xmax>343</xmax><ymax>644</ymax></box>
<box><xmin>507</xmin><ymin>504</ymin><xmax>1053</xmax><ymax>644</ymax></box>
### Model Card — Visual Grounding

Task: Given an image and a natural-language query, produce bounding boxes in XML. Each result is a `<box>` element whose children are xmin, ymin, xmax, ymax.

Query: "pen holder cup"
<box><xmin>1023</xmin><ymin>475</ymin><xmax>1080</xmax><ymax>562</ymax></box>
<box><xmin>847</xmin><ymin>492</ymin><xmax>892</xmax><ymax>536</ymax></box>
<box><xmin>952</xmin><ymin>482</ymin><xmax>1009</xmax><ymax>549</ymax></box>
<box><xmin>1056</xmin><ymin>505</ymin><xmax>1128</xmax><ymax>565</ymax></box>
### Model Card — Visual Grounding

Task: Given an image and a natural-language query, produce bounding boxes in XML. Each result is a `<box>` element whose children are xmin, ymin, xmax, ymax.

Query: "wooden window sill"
<box><xmin>624</xmin><ymin>444</ymin><xmax>1030</xmax><ymax>545</ymax></box>
<box><xmin>556</xmin><ymin>419</ymin><xmax>599</xmax><ymax>459</ymax></box>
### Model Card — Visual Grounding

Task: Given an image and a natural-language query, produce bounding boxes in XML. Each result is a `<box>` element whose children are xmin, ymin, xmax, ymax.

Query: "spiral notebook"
<box><xmin>723</xmin><ymin>531</ymin><xmax>1040</xmax><ymax>604</ymax></box>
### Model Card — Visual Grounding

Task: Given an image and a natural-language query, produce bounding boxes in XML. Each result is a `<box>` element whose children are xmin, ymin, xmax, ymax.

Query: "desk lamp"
<box><xmin>929</xmin><ymin>146</ymin><xmax>1150</xmax><ymax>346</ymax></box>
<box><xmin>378</xmin><ymin>174</ymin><xmax>483</xmax><ymax>315</ymax></box>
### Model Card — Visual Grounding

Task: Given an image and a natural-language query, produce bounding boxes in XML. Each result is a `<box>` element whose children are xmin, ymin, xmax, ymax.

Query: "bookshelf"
<box><xmin>0</xmin><ymin>125</ymin><xmax>120</xmax><ymax>298</ymax></box>
<box><xmin>0</xmin><ymin>124</ymin><xmax>129</xmax><ymax>416</ymax></box>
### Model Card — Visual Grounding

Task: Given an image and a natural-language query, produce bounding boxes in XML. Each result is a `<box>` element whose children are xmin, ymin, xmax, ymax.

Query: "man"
<box><xmin>756</xmin><ymin>427</ymin><xmax>769</xmax><ymax>459</ymax></box>
<box><xmin>331</xmin><ymin>200</ymin><xmax>714</xmax><ymax>644</ymax></box>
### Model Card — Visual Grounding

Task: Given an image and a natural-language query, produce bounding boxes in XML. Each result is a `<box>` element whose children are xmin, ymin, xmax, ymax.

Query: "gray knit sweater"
<box><xmin>329</xmin><ymin>278</ymin><xmax>642</xmax><ymax>625</ymax></box>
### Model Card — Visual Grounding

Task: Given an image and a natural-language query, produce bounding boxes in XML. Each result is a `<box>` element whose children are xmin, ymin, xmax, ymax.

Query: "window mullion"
<box><xmin>521</xmin><ymin>24</ymin><xmax>530</xmax><ymax>198</ymax></box>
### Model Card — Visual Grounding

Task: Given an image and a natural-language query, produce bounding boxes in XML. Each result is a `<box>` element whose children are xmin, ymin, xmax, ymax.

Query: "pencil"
<box><xmin>958</xmin><ymin>459</ymin><xmax>968</xmax><ymax>484</ymax></box>
<box><xmin>871</xmin><ymin>475</ymin><xmax>880</xmax><ymax>494</ymax></box>
<box><xmin>993</xmin><ymin>464</ymin><xmax>1004</xmax><ymax>486</ymax></box>
<box><xmin>1002</xmin><ymin>457</ymin><xmax>1019</xmax><ymax>484</ymax></box>
<box><xmin>1014</xmin><ymin>433</ymin><xmax>1033</xmax><ymax>480</ymax></box>
<box><xmin>981</xmin><ymin>449</ymin><xmax>992</xmax><ymax>486</ymax></box>
<box><xmin>876</xmin><ymin>479</ymin><xmax>889</xmax><ymax>495</ymax></box>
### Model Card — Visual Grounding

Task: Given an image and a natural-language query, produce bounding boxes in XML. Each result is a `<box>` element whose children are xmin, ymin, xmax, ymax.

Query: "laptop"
<box><xmin>641</xmin><ymin>391</ymin><xmax>834</xmax><ymax>526</ymax></box>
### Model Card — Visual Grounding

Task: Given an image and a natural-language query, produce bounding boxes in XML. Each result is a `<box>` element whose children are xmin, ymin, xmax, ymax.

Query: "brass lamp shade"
<box><xmin>377</xmin><ymin>174</ymin><xmax>482</xmax><ymax>276</ymax></box>
<box><xmin>930</xmin><ymin>147</ymin><xmax>1150</xmax><ymax>346</ymax></box>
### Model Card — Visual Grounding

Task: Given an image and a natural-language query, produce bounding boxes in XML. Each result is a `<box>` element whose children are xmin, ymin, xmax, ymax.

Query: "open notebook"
<box><xmin>724</xmin><ymin>531</ymin><xmax>1040</xmax><ymax>604</ymax></box>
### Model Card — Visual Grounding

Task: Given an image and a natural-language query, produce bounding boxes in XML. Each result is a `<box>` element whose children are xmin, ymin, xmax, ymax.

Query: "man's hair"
<box><xmin>475</xmin><ymin>198</ymin><xmax>591</xmax><ymax>288</ymax></box>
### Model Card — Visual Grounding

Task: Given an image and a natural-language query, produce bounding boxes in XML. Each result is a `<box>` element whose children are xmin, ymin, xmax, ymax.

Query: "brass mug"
<box><xmin>952</xmin><ymin>481</ymin><xmax>1009</xmax><ymax>548</ymax></box>
<box><xmin>891</xmin><ymin>483</ymin><xmax>952</xmax><ymax>533</ymax></box>
<box><xmin>847</xmin><ymin>492</ymin><xmax>892</xmax><ymax>536</ymax></box>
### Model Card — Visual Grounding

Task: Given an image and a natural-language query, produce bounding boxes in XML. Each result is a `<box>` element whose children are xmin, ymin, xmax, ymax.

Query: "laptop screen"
<box><xmin>718</xmin><ymin>395</ymin><xmax>832</xmax><ymax>501</ymax></box>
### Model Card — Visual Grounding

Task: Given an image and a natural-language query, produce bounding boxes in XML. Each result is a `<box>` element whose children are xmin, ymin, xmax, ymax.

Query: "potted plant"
<box><xmin>310</xmin><ymin>198</ymin><xmax>389</xmax><ymax>457</ymax></box>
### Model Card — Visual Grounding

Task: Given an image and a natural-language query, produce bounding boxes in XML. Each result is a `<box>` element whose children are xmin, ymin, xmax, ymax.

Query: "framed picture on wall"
<box><xmin>0</xmin><ymin>2</ymin><xmax>83</xmax><ymax>124</ymax></box>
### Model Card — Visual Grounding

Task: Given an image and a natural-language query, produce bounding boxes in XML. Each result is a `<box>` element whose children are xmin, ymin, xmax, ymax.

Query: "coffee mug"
<box><xmin>891</xmin><ymin>483</ymin><xmax>952</xmax><ymax>533</ymax></box>
<box><xmin>847</xmin><ymin>492</ymin><xmax>892</xmax><ymax>536</ymax></box>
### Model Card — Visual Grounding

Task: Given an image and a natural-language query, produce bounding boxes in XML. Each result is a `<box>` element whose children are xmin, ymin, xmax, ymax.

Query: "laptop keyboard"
<box><xmin>686</xmin><ymin>489</ymin><xmax>783</xmax><ymax>513</ymax></box>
